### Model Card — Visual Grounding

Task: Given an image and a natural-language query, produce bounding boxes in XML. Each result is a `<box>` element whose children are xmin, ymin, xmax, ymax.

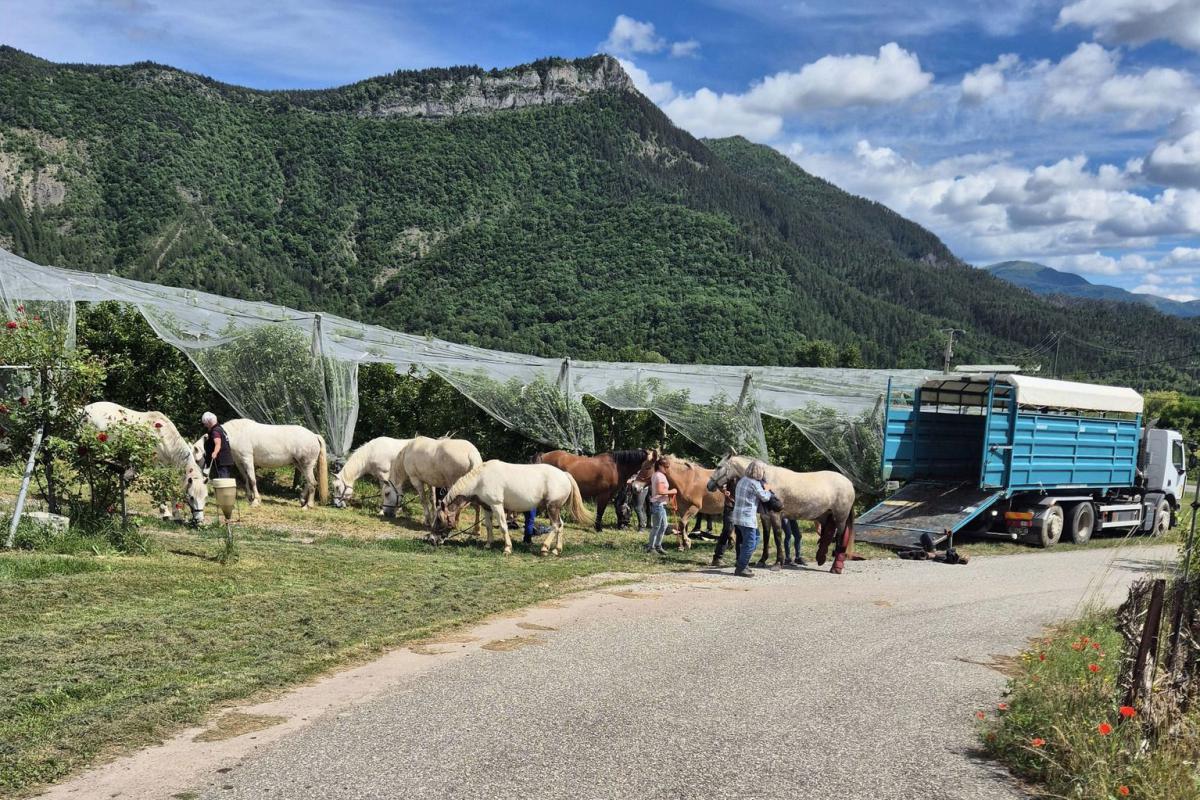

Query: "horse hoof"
<box><xmin>503</xmin><ymin>548</ymin><xmax>513</xmax><ymax>556</ymax></box>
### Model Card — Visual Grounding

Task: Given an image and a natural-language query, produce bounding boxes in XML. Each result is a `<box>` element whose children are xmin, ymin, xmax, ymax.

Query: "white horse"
<box><xmin>708</xmin><ymin>454</ymin><xmax>857</xmax><ymax>574</ymax></box>
<box><xmin>82</xmin><ymin>402</ymin><xmax>209</xmax><ymax>523</ymax></box>
<box><xmin>192</xmin><ymin>419</ymin><xmax>329</xmax><ymax>508</ymax></box>
<box><xmin>433</xmin><ymin>460</ymin><xmax>592</xmax><ymax>555</ymax></box>
<box><xmin>333</xmin><ymin>437</ymin><xmax>411</xmax><ymax>515</ymax></box>
<box><xmin>388</xmin><ymin>436</ymin><xmax>482</xmax><ymax>527</ymax></box>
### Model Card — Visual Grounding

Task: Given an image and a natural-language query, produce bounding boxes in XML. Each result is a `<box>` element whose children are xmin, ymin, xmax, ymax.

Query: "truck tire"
<box><xmin>1067</xmin><ymin>502</ymin><xmax>1095</xmax><ymax>544</ymax></box>
<box><xmin>1033</xmin><ymin>505</ymin><xmax>1063</xmax><ymax>548</ymax></box>
<box><xmin>1152</xmin><ymin>499</ymin><xmax>1172</xmax><ymax>537</ymax></box>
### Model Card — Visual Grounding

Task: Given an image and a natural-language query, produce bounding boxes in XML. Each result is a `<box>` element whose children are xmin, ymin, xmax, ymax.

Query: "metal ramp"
<box><xmin>856</xmin><ymin>482</ymin><xmax>1004</xmax><ymax>550</ymax></box>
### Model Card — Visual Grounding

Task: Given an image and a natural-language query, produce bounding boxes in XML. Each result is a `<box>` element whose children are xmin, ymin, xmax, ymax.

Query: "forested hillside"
<box><xmin>0</xmin><ymin>46</ymin><xmax>1197</xmax><ymax>390</ymax></box>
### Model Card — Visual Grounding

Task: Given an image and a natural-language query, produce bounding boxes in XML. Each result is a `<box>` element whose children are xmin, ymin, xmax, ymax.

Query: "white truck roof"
<box><xmin>919</xmin><ymin>373</ymin><xmax>1144</xmax><ymax>414</ymax></box>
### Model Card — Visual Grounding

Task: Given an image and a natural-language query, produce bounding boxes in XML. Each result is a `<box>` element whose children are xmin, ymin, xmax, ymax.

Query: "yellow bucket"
<box><xmin>212</xmin><ymin>477</ymin><xmax>237</xmax><ymax>521</ymax></box>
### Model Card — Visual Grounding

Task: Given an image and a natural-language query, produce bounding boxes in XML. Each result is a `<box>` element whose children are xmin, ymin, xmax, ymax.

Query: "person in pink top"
<box><xmin>645</xmin><ymin>456</ymin><xmax>677</xmax><ymax>554</ymax></box>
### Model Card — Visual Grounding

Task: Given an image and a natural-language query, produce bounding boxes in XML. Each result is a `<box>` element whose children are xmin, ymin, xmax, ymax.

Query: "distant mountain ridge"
<box><xmin>986</xmin><ymin>261</ymin><xmax>1200</xmax><ymax>319</ymax></box>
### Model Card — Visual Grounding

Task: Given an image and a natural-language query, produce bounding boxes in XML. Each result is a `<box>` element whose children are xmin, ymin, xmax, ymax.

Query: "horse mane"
<box><xmin>446</xmin><ymin>461</ymin><xmax>488</xmax><ymax>500</ymax></box>
<box><xmin>339</xmin><ymin>442</ymin><xmax>371</xmax><ymax>481</ymax></box>
<box><xmin>609</xmin><ymin>449</ymin><xmax>648</xmax><ymax>467</ymax></box>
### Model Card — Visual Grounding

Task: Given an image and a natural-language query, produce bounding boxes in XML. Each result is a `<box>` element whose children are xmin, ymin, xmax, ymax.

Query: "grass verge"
<box><xmin>980</xmin><ymin>614</ymin><xmax>1200</xmax><ymax>800</ymax></box>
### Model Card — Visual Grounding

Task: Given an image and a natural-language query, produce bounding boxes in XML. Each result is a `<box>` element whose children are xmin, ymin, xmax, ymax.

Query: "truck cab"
<box><xmin>1143</xmin><ymin>427</ymin><xmax>1188</xmax><ymax>530</ymax></box>
<box><xmin>857</xmin><ymin>372</ymin><xmax>1186</xmax><ymax>549</ymax></box>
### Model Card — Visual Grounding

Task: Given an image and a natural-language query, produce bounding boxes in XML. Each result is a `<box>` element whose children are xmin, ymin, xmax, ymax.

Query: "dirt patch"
<box><xmin>873</xmin><ymin>599</ymin><xmax>894</xmax><ymax>608</ymax></box>
<box><xmin>610</xmin><ymin>590</ymin><xmax>661</xmax><ymax>600</ymax></box>
<box><xmin>192</xmin><ymin>713</ymin><xmax>287</xmax><ymax>743</ymax></box>
<box><xmin>516</xmin><ymin>622</ymin><xmax>557</xmax><ymax>631</ymax></box>
<box><xmin>481</xmin><ymin>635</ymin><xmax>544</xmax><ymax>652</ymax></box>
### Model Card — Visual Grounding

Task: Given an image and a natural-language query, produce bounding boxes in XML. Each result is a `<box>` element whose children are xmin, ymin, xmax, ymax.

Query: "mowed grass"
<box><xmin>0</xmin><ymin>466</ymin><xmax>1180</xmax><ymax>796</ymax></box>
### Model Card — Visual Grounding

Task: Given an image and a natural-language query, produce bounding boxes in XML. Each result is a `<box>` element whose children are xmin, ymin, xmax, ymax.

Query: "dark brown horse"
<box><xmin>536</xmin><ymin>449</ymin><xmax>655</xmax><ymax>531</ymax></box>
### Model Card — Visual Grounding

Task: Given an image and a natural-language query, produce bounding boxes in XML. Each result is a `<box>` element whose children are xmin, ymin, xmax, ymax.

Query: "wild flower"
<box><xmin>1098</xmin><ymin>722</ymin><xmax>1113</xmax><ymax>736</ymax></box>
<box><xmin>1118</xmin><ymin>706</ymin><xmax>1137</xmax><ymax>719</ymax></box>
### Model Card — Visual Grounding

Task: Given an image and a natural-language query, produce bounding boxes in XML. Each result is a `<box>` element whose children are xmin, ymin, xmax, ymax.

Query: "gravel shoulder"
<box><xmin>39</xmin><ymin>544</ymin><xmax>1177</xmax><ymax>800</ymax></box>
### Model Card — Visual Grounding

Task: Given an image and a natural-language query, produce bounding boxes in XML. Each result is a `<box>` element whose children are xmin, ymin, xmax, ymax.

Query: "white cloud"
<box><xmin>1144</xmin><ymin>108</ymin><xmax>1200</xmax><ymax>186</ymax></box>
<box><xmin>1048</xmin><ymin>252</ymin><xmax>1154</xmax><ymax>275</ymax></box>
<box><xmin>600</xmin><ymin>15</ymin><xmax>697</xmax><ymax>58</ymax></box>
<box><xmin>1039</xmin><ymin>43</ymin><xmax>1198</xmax><ymax>126</ymax></box>
<box><xmin>670</xmin><ymin>39</ymin><xmax>700</xmax><ymax>58</ymax></box>
<box><xmin>961</xmin><ymin>53</ymin><xmax>1019</xmax><ymax>103</ymax></box>
<box><xmin>1058</xmin><ymin>0</ymin><xmax>1200</xmax><ymax>51</ymax></box>
<box><xmin>662</xmin><ymin>88</ymin><xmax>784</xmax><ymax>139</ymax></box>
<box><xmin>617</xmin><ymin>58</ymin><xmax>676</xmax><ymax>104</ymax></box>
<box><xmin>741</xmin><ymin>43</ymin><xmax>932</xmax><ymax>113</ymax></box>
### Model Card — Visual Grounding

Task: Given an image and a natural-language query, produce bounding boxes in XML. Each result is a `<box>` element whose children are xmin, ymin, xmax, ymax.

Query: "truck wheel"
<box><xmin>1067</xmin><ymin>502</ymin><xmax>1095</xmax><ymax>544</ymax></box>
<box><xmin>1152</xmin><ymin>499</ymin><xmax>1172</xmax><ymax>536</ymax></box>
<box><xmin>1034</xmin><ymin>506</ymin><xmax>1063</xmax><ymax>548</ymax></box>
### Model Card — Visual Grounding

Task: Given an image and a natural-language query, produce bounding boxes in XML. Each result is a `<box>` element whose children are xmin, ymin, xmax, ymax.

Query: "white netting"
<box><xmin>0</xmin><ymin>247</ymin><xmax>937</xmax><ymax>483</ymax></box>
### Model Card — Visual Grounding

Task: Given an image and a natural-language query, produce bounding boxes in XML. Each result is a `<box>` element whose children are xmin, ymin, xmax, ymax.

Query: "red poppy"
<box><xmin>997</xmin><ymin>702</ymin><xmax>1009</xmax><ymax>712</ymax></box>
<box><xmin>1119</xmin><ymin>706</ymin><xmax>1137</xmax><ymax>719</ymax></box>
<box><xmin>18</xmin><ymin>396</ymin><xmax>28</xmax><ymax>406</ymax></box>
<box><xmin>1098</xmin><ymin>722</ymin><xmax>1113</xmax><ymax>736</ymax></box>
<box><xmin>1081</xmin><ymin>636</ymin><xmax>1090</xmax><ymax>644</ymax></box>
<box><xmin>77</xmin><ymin>444</ymin><xmax>88</xmax><ymax>456</ymax></box>
<box><xmin>97</xmin><ymin>432</ymin><xmax>108</xmax><ymax>442</ymax></box>
<box><xmin>32</xmin><ymin>315</ymin><xmax>41</xmax><ymax>321</ymax></box>
<box><xmin>1118</xmin><ymin>786</ymin><xmax>1129</xmax><ymax>796</ymax></box>
<box><xmin>975</xmin><ymin>710</ymin><xmax>985</xmax><ymax>720</ymax></box>
<box><xmin>1031</xmin><ymin>737</ymin><xmax>1045</xmax><ymax>747</ymax></box>
<box><xmin>5</xmin><ymin>321</ymin><xmax>16</xmax><ymax>330</ymax></box>
<box><xmin>175</xmin><ymin>503</ymin><xmax>183</xmax><ymax>510</ymax></box>
<box><xmin>1039</xmin><ymin>652</ymin><xmax>1046</xmax><ymax>662</ymax></box>
<box><xmin>1092</xmin><ymin>642</ymin><xmax>1101</xmax><ymax>650</ymax></box>
<box><xmin>1071</xmin><ymin>642</ymin><xmax>1084</xmax><ymax>651</ymax></box>
<box><xmin>1088</xmin><ymin>663</ymin><xmax>1100</xmax><ymax>673</ymax></box>
<box><xmin>106</xmin><ymin>505</ymin><xmax>115</xmax><ymax>514</ymax></box>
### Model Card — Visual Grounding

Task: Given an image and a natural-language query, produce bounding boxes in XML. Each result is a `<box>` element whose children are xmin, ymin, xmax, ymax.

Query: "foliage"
<box><xmin>1146</xmin><ymin>391</ymin><xmax>1200</xmax><ymax>453</ymax></box>
<box><xmin>0</xmin><ymin>47</ymin><xmax>1197</xmax><ymax>394</ymax></box>
<box><xmin>982</xmin><ymin>615</ymin><xmax>1200</xmax><ymax>800</ymax></box>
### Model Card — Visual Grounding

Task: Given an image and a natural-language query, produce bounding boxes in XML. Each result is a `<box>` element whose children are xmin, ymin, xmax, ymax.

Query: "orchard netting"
<box><xmin>0</xmin><ymin>247</ymin><xmax>936</xmax><ymax>489</ymax></box>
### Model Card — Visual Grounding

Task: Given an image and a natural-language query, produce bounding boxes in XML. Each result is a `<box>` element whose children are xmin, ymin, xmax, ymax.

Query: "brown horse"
<box><xmin>636</xmin><ymin>454</ymin><xmax>725</xmax><ymax>550</ymax></box>
<box><xmin>536</xmin><ymin>449</ymin><xmax>655</xmax><ymax>531</ymax></box>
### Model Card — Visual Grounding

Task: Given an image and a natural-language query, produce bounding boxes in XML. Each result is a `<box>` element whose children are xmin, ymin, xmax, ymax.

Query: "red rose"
<box><xmin>97</xmin><ymin>432</ymin><xmax>108</xmax><ymax>443</ymax></box>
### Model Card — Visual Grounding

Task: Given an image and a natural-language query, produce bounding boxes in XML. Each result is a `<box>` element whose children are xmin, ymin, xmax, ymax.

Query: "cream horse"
<box><xmin>433</xmin><ymin>460</ymin><xmax>592</xmax><ymax>555</ymax></box>
<box><xmin>388</xmin><ymin>436</ymin><xmax>482</xmax><ymax>527</ymax></box>
<box><xmin>332</xmin><ymin>436</ymin><xmax>411</xmax><ymax>515</ymax></box>
<box><xmin>192</xmin><ymin>419</ymin><xmax>329</xmax><ymax>508</ymax></box>
<box><xmin>83</xmin><ymin>402</ymin><xmax>209</xmax><ymax>523</ymax></box>
<box><xmin>708</xmin><ymin>454</ymin><xmax>857</xmax><ymax>574</ymax></box>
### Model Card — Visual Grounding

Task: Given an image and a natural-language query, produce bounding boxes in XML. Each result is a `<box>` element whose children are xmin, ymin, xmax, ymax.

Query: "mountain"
<box><xmin>0</xmin><ymin>46</ymin><xmax>1198</xmax><ymax>391</ymax></box>
<box><xmin>987</xmin><ymin>261</ymin><xmax>1200</xmax><ymax>318</ymax></box>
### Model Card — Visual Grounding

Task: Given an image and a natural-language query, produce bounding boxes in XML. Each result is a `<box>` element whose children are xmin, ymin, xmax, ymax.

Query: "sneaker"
<box><xmin>655</xmin><ymin>546</ymin><xmax>668</xmax><ymax>555</ymax></box>
<box><xmin>733</xmin><ymin>568</ymin><xmax>755</xmax><ymax>578</ymax></box>
<box><xmin>643</xmin><ymin>545</ymin><xmax>654</xmax><ymax>553</ymax></box>
<box><xmin>711</xmin><ymin>556</ymin><xmax>724</xmax><ymax>567</ymax></box>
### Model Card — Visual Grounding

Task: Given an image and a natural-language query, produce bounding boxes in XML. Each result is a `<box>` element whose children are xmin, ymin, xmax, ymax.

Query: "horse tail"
<box><xmin>566</xmin><ymin>474</ymin><xmax>593</xmax><ymax>526</ymax></box>
<box><xmin>317</xmin><ymin>436</ymin><xmax>330</xmax><ymax>504</ymax></box>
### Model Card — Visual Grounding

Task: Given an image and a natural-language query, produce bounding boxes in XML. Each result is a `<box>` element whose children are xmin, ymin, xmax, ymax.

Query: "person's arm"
<box><xmin>753</xmin><ymin>481</ymin><xmax>772</xmax><ymax>501</ymax></box>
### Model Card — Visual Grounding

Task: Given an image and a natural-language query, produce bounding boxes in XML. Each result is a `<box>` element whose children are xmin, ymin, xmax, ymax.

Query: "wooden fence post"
<box><xmin>1124</xmin><ymin>578</ymin><xmax>1168</xmax><ymax>709</ymax></box>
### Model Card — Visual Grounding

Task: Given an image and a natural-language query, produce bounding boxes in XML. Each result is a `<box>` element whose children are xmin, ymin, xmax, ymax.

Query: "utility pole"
<box><xmin>1052</xmin><ymin>333</ymin><xmax>1061</xmax><ymax>379</ymax></box>
<box><xmin>940</xmin><ymin>329</ymin><xmax>965</xmax><ymax>373</ymax></box>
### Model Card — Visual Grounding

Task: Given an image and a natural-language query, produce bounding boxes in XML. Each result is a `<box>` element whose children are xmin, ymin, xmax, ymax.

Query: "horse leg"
<box><xmin>299</xmin><ymin>458</ymin><xmax>316</xmax><ymax>509</ymax></box>
<box><xmin>494</xmin><ymin>504</ymin><xmax>513</xmax><ymax>555</ymax></box>
<box><xmin>543</xmin><ymin>506</ymin><xmax>563</xmax><ymax>556</ymax></box>
<box><xmin>594</xmin><ymin>490</ymin><xmax>610</xmax><ymax>532</ymax></box>
<box><xmin>413</xmin><ymin>479</ymin><xmax>429</xmax><ymax>526</ymax></box>
<box><xmin>237</xmin><ymin>457</ymin><xmax>260</xmax><ymax>507</ymax></box>
<box><xmin>832</xmin><ymin>513</ymin><xmax>854</xmax><ymax>575</ymax></box>
<box><xmin>772</xmin><ymin>521</ymin><xmax>783</xmax><ymax>569</ymax></box>
<box><xmin>484</xmin><ymin>506</ymin><xmax>494</xmax><ymax>548</ymax></box>
<box><xmin>677</xmin><ymin>505</ymin><xmax>696</xmax><ymax>550</ymax></box>
<box><xmin>815</xmin><ymin>513</ymin><xmax>831</xmax><ymax>566</ymax></box>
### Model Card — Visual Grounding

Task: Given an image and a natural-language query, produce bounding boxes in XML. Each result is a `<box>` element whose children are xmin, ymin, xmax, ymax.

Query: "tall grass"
<box><xmin>982</xmin><ymin>615</ymin><xmax>1200</xmax><ymax>799</ymax></box>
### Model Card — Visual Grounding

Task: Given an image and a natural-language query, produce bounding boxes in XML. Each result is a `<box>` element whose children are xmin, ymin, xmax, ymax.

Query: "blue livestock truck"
<box><xmin>856</xmin><ymin>373</ymin><xmax>1188</xmax><ymax>550</ymax></box>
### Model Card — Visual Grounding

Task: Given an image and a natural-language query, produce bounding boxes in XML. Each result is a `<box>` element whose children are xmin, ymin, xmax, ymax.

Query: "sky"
<box><xmin>4</xmin><ymin>1</ymin><xmax>1200</xmax><ymax>301</ymax></box>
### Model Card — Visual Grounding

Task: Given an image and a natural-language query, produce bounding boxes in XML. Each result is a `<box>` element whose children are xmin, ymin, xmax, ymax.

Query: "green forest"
<box><xmin>0</xmin><ymin>46</ymin><xmax>1198</xmax><ymax>393</ymax></box>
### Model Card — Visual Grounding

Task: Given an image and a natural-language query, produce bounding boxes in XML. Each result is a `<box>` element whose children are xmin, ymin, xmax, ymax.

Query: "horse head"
<box><xmin>332</xmin><ymin>471</ymin><xmax>352</xmax><ymax>508</ymax></box>
<box><xmin>706</xmin><ymin>452</ymin><xmax>741</xmax><ymax>492</ymax></box>
<box><xmin>182</xmin><ymin>457</ymin><xmax>208</xmax><ymax>525</ymax></box>
<box><xmin>429</xmin><ymin>495</ymin><xmax>471</xmax><ymax>544</ymax></box>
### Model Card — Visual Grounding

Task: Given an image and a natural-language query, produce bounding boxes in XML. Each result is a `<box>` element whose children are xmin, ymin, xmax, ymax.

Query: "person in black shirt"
<box><xmin>200</xmin><ymin>412</ymin><xmax>235</xmax><ymax>479</ymax></box>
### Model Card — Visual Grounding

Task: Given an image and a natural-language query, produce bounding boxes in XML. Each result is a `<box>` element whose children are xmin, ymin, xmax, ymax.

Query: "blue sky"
<box><xmin>4</xmin><ymin>0</ymin><xmax>1200</xmax><ymax>301</ymax></box>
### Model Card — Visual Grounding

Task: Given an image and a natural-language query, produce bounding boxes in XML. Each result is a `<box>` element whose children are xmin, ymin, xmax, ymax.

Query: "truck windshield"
<box><xmin>1173</xmin><ymin>440</ymin><xmax>1187</xmax><ymax>473</ymax></box>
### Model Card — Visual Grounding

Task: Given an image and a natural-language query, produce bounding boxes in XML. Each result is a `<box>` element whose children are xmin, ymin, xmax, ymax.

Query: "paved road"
<box><xmin>179</xmin><ymin>545</ymin><xmax>1174</xmax><ymax>800</ymax></box>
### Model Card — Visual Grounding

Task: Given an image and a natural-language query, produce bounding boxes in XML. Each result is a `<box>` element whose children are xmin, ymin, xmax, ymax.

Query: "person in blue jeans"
<box><xmin>732</xmin><ymin>459</ymin><xmax>772</xmax><ymax>577</ymax></box>
<box><xmin>645</xmin><ymin>457</ymin><xmax>676</xmax><ymax>555</ymax></box>
<box><xmin>782</xmin><ymin>517</ymin><xmax>806</xmax><ymax>566</ymax></box>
